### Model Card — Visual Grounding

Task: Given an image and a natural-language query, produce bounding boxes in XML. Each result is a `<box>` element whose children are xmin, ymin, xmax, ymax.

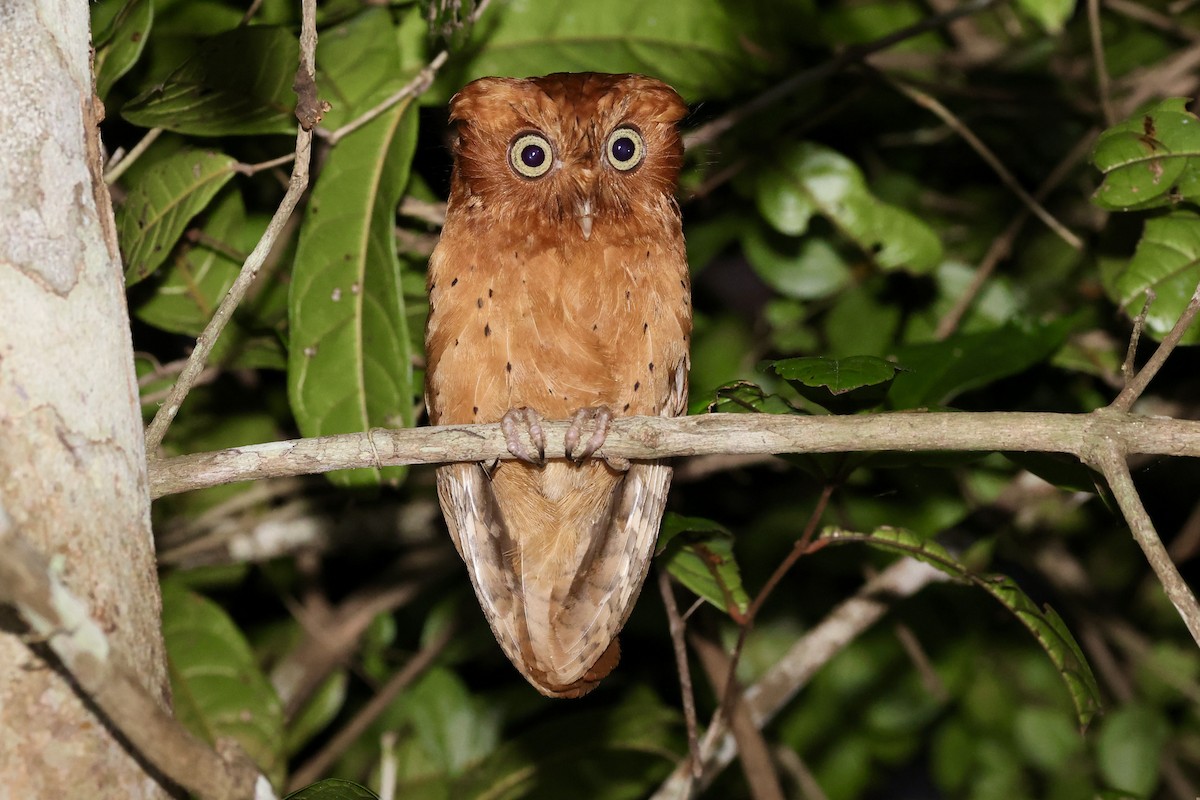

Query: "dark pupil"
<box><xmin>611</xmin><ymin>136</ymin><xmax>636</xmax><ymax>162</ymax></box>
<box><xmin>521</xmin><ymin>144</ymin><xmax>545</xmax><ymax>169</ymax></box>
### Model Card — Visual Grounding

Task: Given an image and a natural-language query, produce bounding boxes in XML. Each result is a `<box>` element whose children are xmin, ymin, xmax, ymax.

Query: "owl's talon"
<box><xmin>565</xmin><ymin>405</ymin><xmax>613</xmax><ymax>462</ymax></box>
<box><xmin>501</xmin><ymin>407</ymin><xmax>546</xmax><ymax>465</ymax></box>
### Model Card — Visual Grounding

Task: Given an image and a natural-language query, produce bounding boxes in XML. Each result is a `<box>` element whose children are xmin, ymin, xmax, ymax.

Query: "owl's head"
<box><xmin>446</xmin><ymin>73</ymin><xmax>688</xmax><ymax>240</ymax></box>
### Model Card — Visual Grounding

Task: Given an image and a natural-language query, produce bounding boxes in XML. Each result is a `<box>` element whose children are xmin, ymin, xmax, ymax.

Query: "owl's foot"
<box><xmin>565</xmin><ymin>406</ymin><xmax>628</xmax><ymax>471</ymax></box>
<box><xmin>501</xmin><ymin>407</ymin><xmax>546</xmax><ymax>465</ymax></box>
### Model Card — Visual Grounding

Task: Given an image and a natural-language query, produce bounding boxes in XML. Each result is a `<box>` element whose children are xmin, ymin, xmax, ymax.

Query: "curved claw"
<box><xmin>501</xmin><ymin>407</ymin><xmax>546</xmax><ymax>466</ymax></box>
<box><xmin>565</xmin><ymin>405</ymin><xmax>614</xmax><ymax>463</ymax></box>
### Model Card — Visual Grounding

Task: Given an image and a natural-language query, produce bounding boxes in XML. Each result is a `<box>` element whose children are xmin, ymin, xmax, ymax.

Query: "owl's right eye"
<box><xmin>509</xmin><ymin>133</ymin><xmax>554</xmax><ymax>179</ymax></box>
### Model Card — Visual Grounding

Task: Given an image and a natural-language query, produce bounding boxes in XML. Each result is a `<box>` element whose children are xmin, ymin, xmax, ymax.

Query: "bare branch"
<box><xmin>104</xmin><ymin>126</ymin><xmax>162</xmax><ymax>184</ymax></box>
<box><xmin>148</xmin><ymin>411</ymin><xmax>1200</xmax><ymax>498</ymax></box>
<box><xmin>658</xmin><ymin>570</ymin><xmax>702</xmax><ymax>780</ymax></box>
<box><xmin>683</xmin><ymin>0</ymin><xmax>1005</xmax><ymax>149</ymax></box>
<box><xmin>1085</xmin><ymin>439</ymin><xmax>1200</xmax><ymax>648</ymax></box>
<box><xmin>1088</xmin><ymin>0</ymin><xmax>1116</xmax><ymax>126</ymax></box>
<box><xmin>143</xmin><ymin>0</ymin><xmax>321</xmax><ymax>455</ymax></box>
<box><xmin>1111</xmin><ymin>281</ymin><xmax>1200</xmax><ymax>412</ymax></box>
<box><xmin>653</xmin><ymin>559</ymin><xmax>948</xmax><ymax>797</ymax></box>
<box><xmin>885</xmin><ymin>76</ymin><xmax>1084</xmax><ymax>251</ymax></box>
<box><xmin>0</xmin><ymin>507</ymin><xmax>274</xmax><ymax>800</ymax></box>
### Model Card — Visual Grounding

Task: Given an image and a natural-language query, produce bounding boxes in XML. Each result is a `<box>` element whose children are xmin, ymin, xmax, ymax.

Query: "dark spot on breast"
<box><xmin>648</xmin><ymin>362</ymin><xmax>654</xmax><ymax>372</ymax></box>
<box><xmin>646</xmin><ymin>250</ymin><xmax>651</xmax><ymax>258</ymax></box>
<box><xmin>548</xmin><ymin>387</ymin><xmax>554</xmax><ymax>395</ymax></box>
<box><xmin>642</xmin><ymin>322</ymin><xmax>648</xmax><ymax>333</ymax></box>
<box><xmin>472</xmin><ymin>406</ymin><xmax>479</xmax><ymax>415</ymax></box>
<box><xmin>451</xmin><ymin>277</ymin><xmax>458</xmax><ymax>286</ymax></box>
<box><xmin>633</xmin><ymin>381</ymin><xmax>640</xmax><ymax>391</ymax></box>
<box><xmin>484</xmin><ymin>323</ymin><xmax>491</xmax><ymax>336</ymax></box>
<box><xmin>623</xmin><ymin>403</ymin><xmax>630</xmax><ymax>411</ymax></box>
<box><xmin>470</xmin><ymin>264</ymin><xmax>477</xmax><ymax>271</ymax></box>
<box><xmin>453</xmin><ymin>338</ymin><xmax>459</xmax><ymax>347</ymax></box>
<box><xmin>592</xmin><ymin>324</ymin><xmax>598</xmax><ymax>331</ymax></box>
<box><xmin>680</xmin><ymin>279</ymin><xmax>686</xmax><ymax>288</ymax></box>
<box><xmin>429</xmin><ymin>282</ymin><xmax>436</xmax><ymax>291</ymax></box>
<box><xmin>506</xmin><ymin>362</ymin><xmax>512</xmax><ymax>372</ymax></box>
<box><xmin>488</xmin><ymin>288</ymin><xmax>494</xmax><ymax>297</ymax></box>
<box><xmin>625</xmin><ymin>290</ymin><xmax>631</xmax><ymax>300</ymax></box>
<box><xmin>476</xmin><ymin>297</ymin><xmax>483</xmax><ymax>308</ymax></box>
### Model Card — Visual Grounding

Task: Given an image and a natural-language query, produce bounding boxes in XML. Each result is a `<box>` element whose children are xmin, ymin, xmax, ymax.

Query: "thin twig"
<box><xmin>399</xmin><ymin>196</ymin><xmax>448</xmax><ymax>227</ymax></box>
<box><xmin>1089</xmin><ymin>0</ymin><xmax>1116</xmax><ymax>126</ymax></box>
<box><xmin>683</xmin><ymin>0</ymin><xmax>1004</xmax><ymax>149</ymax></box>
<box><xmin>1104</xmin><ymin>0</ymin><xmax>1200</xmax><ymax>41</ymax></box>
<box><xmin>1111</xmin><ymin>281</ymin><xmax>1200</xmax><ymax>412</ymax></box>
<box><xmin>1085</xmin><ymin>440</ymin><xmax>1200</xmax><ymax>648</ymax></box>
<box><xmin>286</xmin><ymin>624</ymin><xmax>454</xmax><ymax>792</ymax></box>
<box><xmin>886</xmin><ymin>76</ymin><xmax>1084</xmax><ymax>251</ymax></box>
<box><xmin>148</xmin><ymin>410</ymin><xmax>1200</xmax><ymax>498</ymax></box>
<box><xmin>658</xmin><ymin>570</ymin><xmax>702</xmax><ymax>780</ymax></box>
<box><xmin>234</xmin><ymin>152</ymin><xmax>297</xmax><ymax>176</ymax></box>
<box><xmin>652</xmin><ymin>559</ymin><xmax>948</xmax><ymax>798</ymax></box>
<box><xmin>934</xmin><ymin>130</ymin><xmax>1097</xmax><ymax>339</ymax></box>
<box><xmin>691</xmin><ymin>633</ymin><xmax>786</xmax><ymax>800</ymax></box>
<box><xmin>104</xmin><ymin>126</ymin><xmax>162</xmax><ymax>184</ymax></box>
<box><xmin>143</xmin><ymin>7</ymin><xmax>319</xmax><ymax>455</ymax></box>
<box><xmin>0</xmin><ymin>507</ymin><xmax>274</xmax><ymax>800</ymax></box>
<box><xmin>1121</xmin><ymin>289</ymin><xmax>1155</xmax><ymax>385</ymax></box>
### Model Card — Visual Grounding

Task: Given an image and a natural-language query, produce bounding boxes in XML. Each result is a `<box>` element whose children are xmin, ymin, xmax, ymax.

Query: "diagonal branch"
<box><xmin>1111</xmin><ymin>280</ymin><xmax>1200</xmax><ymax>412</ymax></box>
<box><xmin>0</xmin><ymin>507</ymin><xmax>275</xmax><ymax>800</ymax></box>
<box><xmin>1084</xmin><ymin>440</ymin><xmax>1200</xmax><ymax>648</ymax></box>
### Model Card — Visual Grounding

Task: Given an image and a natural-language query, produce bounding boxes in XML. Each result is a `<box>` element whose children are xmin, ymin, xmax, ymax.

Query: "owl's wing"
<box><xmin>436</xmin><ymin>458</ymin><xmax>673</xmax><ymax>697</ymax></box>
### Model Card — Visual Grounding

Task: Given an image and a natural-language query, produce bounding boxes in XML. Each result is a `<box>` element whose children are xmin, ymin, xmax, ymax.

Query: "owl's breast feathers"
<box><xmin>425</xmin><ymin>72</ymin><xmax>690</xmax><ymax>696</ymax></box>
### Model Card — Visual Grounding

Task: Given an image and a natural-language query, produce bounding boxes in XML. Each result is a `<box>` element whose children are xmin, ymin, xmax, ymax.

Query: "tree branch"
<box><xmin>1084</xmin><ymin>439</ymin><xmax>1200</xmax><ymax>648</ymax></box>
<box><xmin>0</xmin><ymin>507</ymin><xmax>275</xmax><ymax>800</ymax></box>
<box><xmin>652</xmin><ymin>558</ymin><xmax>948</xmax><ymax>798</ymax></box>
<box><xmin>148</xmin><ymin>410</ymin><xmax>1200</xmax><ymax>498</ymax></box>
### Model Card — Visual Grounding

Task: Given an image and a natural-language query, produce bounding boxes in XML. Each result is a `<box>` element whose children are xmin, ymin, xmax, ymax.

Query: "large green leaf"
<box><xmin>288</xmin><ymin>102</ymin><xmax>419</xmax><ymax>487</ymax></box>
<box><xmin>1095</xmin><ymin>706</ymin><xmax>1170</xmax><ymax>796</ymax></box>
<box><xmin>657</xmin><ymin>513</ymin><xmax>750</xmax><ymax>617</ymax></box>
<box><xmin>432</xmin><ymin>0</ymin><xmax>774</xmax><ymax>102</ymax></box>
<box><xmin>740</xmin><ymin>227</ymin><xmax>853</xmax><ymax>301</ymax></box>
<box><xmin>92</xmin><ymin>0</ymin><xmax>153</xmax><ymax>100</ymax></box>
<box><xmin>887</xmin><ymin>317</ymin><xmax>1078</xmax><ymax>409</ymax></box>
<box><xmin>768</xmin><ymin>355</ymin><xmax>901</xmax><ymax>413</ymax></box>
<box><xmin>454</xmin><ymin>686</ymin><xmax>681</xmax><ymax>799</ymax></box>
<box><xmin>116</xmin><ymin>146</ymin><xmax>236</xmax><ymax>285</ymax></box>
<box><xmin>755</xmin><ymin>142</ymin><xmax>944</xmax><ymax>274</ymax></box>
<box><xmin>161</xmin><ymin>582</ymin><xmax>285</xmax><ymax>789</ymax></box>
<box><xmin>394</xmin><ymin>668</ymin><xmax>500</xmax><ymax>783</ymax></box>
<box><xmin>821</xmin><ymin>527</ymin><xmax>1101</xmax><ymax>727</ymax></box>
<box><xmin>285</xmin><ymin>780</ymin><xmax>379</xmax><ymax>800</ymax></box>
<box><xmin>1102</xmin><ymin>209</ymin><xmax>1200</xmax><ymax>344</ymax></box>
<box><xmin>316</xmin><ymin>4</ymin><xmax>429</xmax><ymax>129</ymax></box>
<box><xmin>1091</xmin><ymin>97</ymin><xmax>1200</xmax><ymax>211</ymax></box>
<box><xmin>123</xmin><ymin>26</ymin><xmax>298</xmax><ymax>135</ymax></box>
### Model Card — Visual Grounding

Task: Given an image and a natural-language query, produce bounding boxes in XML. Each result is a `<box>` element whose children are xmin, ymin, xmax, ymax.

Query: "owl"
<box><xmin>424</xmin><ymin>73</ymin><xmax>691</xmax><ymax>698</ymax></box>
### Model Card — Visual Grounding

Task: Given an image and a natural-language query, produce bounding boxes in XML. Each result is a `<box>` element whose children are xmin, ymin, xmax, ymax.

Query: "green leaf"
<box><xmin>117</xmin><ymin>147</ymin><xmax>236</xmax><ymax>285</ymax></box>
<box><xmin>657</xmin><ymin>513</ymin><xmax>750</xmax><ymax>616</ymax></box>
<box><xmin>288</xmin><ymin>102</ymin><xmax>419</xmax><ymax>487</ymax></box>
<box><xmin>455</xmin><ymin>686</ymin><xmax>680</xmax><ymax>799</ymax></box>
<box><xmin>317</xmin><ymin>4</ymin><xmax>429</xmax><ymax>129</ymax></box>
<box><xmin>767</xmin><ymin>355</ymin><xmax>901</xmax><ymax>413</ymax></box>
<box><xmin>1015</xmin><ymin>0</ymin><xmax>1076</xmax><ymax>34</ymax></box>
<box><xmin>1095</xmin><ymin>705</ymin><xmax>1170</xmax><ymax>796</ymax></box>
<box><xmin>887</xmin><ymin>317</ymin><xmax>1078</xmax><ymax>409</ymax></box>
<box><xmin>821</xmin><ymin>527</ymin><xmax>1102</xmax><ymax>727</ymax></box>
<box><xmin>398</xmin><ymin>668</ymin><xmax>500</xmax><ymax>779</ymax></box>
<box><xmin>285</xmin><ymin>671</ymin><xmax>348</xmax><ymax>756</ymax></box>
<box><xmin>161</xmin><ymin>582</ymin><xmax>285</xmax><ymax>788</ymax></box>
<box><xmin>92</xmin><ymin>0</ymin><xmax>154</xmax><ymax>100</ymax></box>
<box><xmin>132</xmin><ymin>189</ymin><xmax>247</xmax><ymax>334</ymax></box>
<box><xmin>1091</xmin><ymin>98</ymin><xmax>1200</xmax><ymax>211</ymax></box>
<box><xmin>1012</xmin><ymin>706</ymin><xmax>1085</xmax><ymax>772</ymax></box>
<box><xmin>741</xmin><ymin>227</ymin><xmax>852</xmax><ymax>300</ymax></box>
<box><xmin>285</xmin><ymin>779</ymin><xmax>379</xmax><ymax>800</ymax></box>
<box><xmin>704</xmin><ymin>381</ymin><xmax>801</xmax><ymax>416</ymax></box>
<box><xmin>1103</xmin><ymin>209</ymin><xmax>1200</xmax><ymax>344</ymax></box>
<box><xmin>123</xmin><ymin>26</ymin><xmax>298</xmax><ymax>135</ymax></box>
<box><xmin>756</xmin><ymin>142</ymin><xmax>943</xmax><ymax>273</ymax></box>
<box><xmin>433</xmin><ymin>0</ymin><xmax>772</xmax><ymax>103</ymax></box>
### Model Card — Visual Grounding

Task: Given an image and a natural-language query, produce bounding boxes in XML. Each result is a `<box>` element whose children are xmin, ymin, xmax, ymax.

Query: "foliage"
<box><xmin>97</xmin><ymin>0</ymin><xmax>1200</xmax><ymax>797</ymax></box>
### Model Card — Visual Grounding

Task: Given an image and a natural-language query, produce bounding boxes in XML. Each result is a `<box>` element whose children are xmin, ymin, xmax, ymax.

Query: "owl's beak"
<box><xmin>576</xmin><ymin>199</ymin><xmax>594</xmax><ymax>241</ymax></box>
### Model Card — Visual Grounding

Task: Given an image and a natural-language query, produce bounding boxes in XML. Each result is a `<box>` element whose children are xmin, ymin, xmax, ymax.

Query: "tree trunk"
<box><xmin>0</xmin><ymin>2</ymin><xmax>170</xmax><ymax>797</ymax></box>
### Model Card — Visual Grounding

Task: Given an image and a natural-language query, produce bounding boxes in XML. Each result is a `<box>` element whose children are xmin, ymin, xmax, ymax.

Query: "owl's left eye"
<box><xmin>605</xmin><ymin>126</ymin><xmax>644</xmax><ymax>171</ymax></box>
<box><xmin>509</xmin><ymin>132</ymin><xmax>554</xmax><ymax>179</ymax></box>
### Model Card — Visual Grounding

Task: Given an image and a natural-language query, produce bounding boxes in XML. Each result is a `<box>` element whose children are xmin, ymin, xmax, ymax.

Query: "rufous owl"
<box><xmin>425</xmin><ymin>73</ymin><xmax>691</xmax><ymax>697</ymax></box>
